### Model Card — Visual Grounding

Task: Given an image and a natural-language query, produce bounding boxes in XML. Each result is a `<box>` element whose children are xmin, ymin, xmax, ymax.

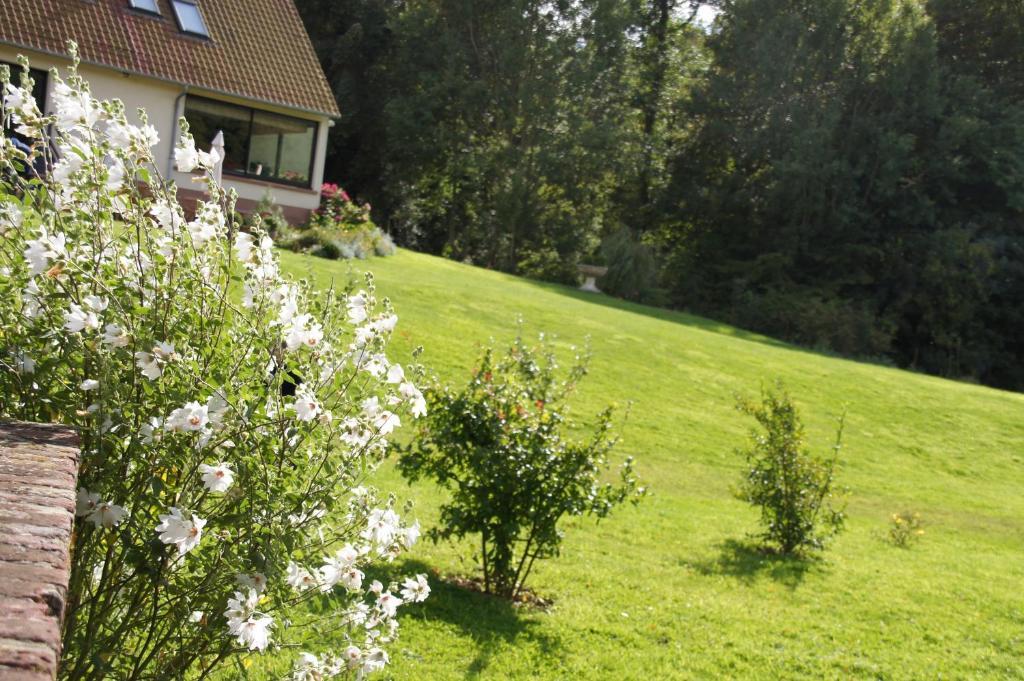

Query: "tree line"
<box><xmin>295</xmin><ymin>0</ymin><xmax>1024</xmax><ymax>391</ymax></box>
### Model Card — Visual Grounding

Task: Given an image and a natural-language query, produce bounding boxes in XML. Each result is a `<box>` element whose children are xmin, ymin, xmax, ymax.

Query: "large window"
<box><xmin>183</xmin><ymin>96</ymin><xmax>317</xmax><ymax>188</ymax></box>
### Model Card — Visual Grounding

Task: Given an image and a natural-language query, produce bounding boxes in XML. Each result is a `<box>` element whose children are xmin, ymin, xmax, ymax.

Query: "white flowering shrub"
<box><xmin>0</xmin><ymin>51</ymin><xmax>429</xmax><ymax>680</ymax></box>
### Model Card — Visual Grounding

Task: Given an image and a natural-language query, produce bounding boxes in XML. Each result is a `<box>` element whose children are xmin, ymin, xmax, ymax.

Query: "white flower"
<box><xmin>198</xmin><ymin>462</ymin><xmax>234</xmax><ymax>492</ymax></box>
<box><xmin>0</xmin><ymin>202</ymin><xmax>24</xmax><ymax>234</ymax></box>
<box><xmin>75</xmin><ymin>488</ymin><xmax>99</xmax><ymax>517</ymax></box>
<box><xmin>174</xmin><ymin>136</ymin><xmax>216</xmax><ymax>173</ymax></box>
<box><xmin>140</xmin><ymin>416</ymin><xmax>163</xmax><ymax>444</ymax></box>
<box><xmin>236</xmin><ymin>572</ymin><xmax>267</xmax><ymax>594</ymax></box>
<box><xmin>386</xmin><ymin>364</ymin><xmax>405</xmax><ymax>384</ymax></box>
<box><xmin>135</xmin><ymin>351</ymin><xmax>162</xmax><ymax>379</ymax></box>
<box><xmin>84</xmin><ymin>295</ymin><xmax>108</xmax><ymax>312</ymax></box>
<box><xmin>400</xmin><ymin>574</ymin><xmax>430</xmax><ymax>603</ymax></box>
<box><xmin>361</xmin><ymin>648</ymin><xmax>389</xmax><ymax>674</ymax></box>
<box><xmin>189</xmin><ymin>610</ymin><xmax>204</xmax><ymax>623</ymax></box>
<box><xmin>290</xmin><ymin>385</ymin><xmax>321</xmax><ymax>422</ymax></box>
<box><xmin>102</xmin><ymin>323</ymin><xmax>130</xmax><ymax>348</ymax></box>
<box><xmin>377</xmin><ymin>591</ymin><xmax>403</xmax><ymax>618</ymax></box>
<box><xmin>234</xmin><ymin>232</ymin><xmax>255</xmax><ymax>262</ymax></box>
<box><xmin>343</xmin><ymin>646</ymin><xmax>362</xmax><ymax>670</ymax></box>
<box><xmin>149</xmin><ymin>197</ymin><xmax>180</xmax><ymax>230</ymax></box>
<box><xmin>319</xmin><ymin>544</ymin><xmax>360</xmax><ymax>592</ymax></box>
<box><xmin>362</xmin><ymin>509</ymin><xmax>400</xmax><ymax>546</ymax></box>
<box><xmin>224</xmin><ymin>589</ymin><xmax>274</xmax><ymax>651</ymax></box>
<box><xmin>236</xmin><ymin>614</ymin><xmax>273</xmax><ymax>651</ymax></box>
<box><xmin>87</xmin><ymin>501</ymin><xmax>126</xmax><ymax>529</ymax></box>
<box><xmin>80</xmin><ymin>379</ymin><xmax>99</xmax><ymax>391</ymax></box>
<box><xmin>52</xmin><ymin>80</ymin><xmax>100</xmax><ymax>129</ymax></box>
<box><xmin>187</xmin><ymin>202</ymin><xmax>225</xmax><ymax>247</ymax></box>
<box><xmin>166</xmin><ymin>401</ymin><xmax>209</xmax><ymax>432</ymax></box>
<box><xmin>64</xmin><ymin>303</ymin><xmax>100</xmax><ymax>333</ymax></box>
<box><xmin>284</xmin><ymin>313</ymin><xmax>324</xmax><ymax>351</ymax></box>
<box><xmin>155</xmin><ymin>507</ymin><xmax>206</xmax><ymax>555</ymax></box>
<box><xmin>400</xmin><ymin>382</ymin><xmax>427</xmax><ymax>418</ymax></box>
<box><xmin>347</xmin><ymin>292</ymin><xmax>369</xmax><ymax>324</ymax></box>
<box><xmin>285</xmin><ymin>562</ymin><xmax>318</xmax><ymax>592</ymax></box>
<box><xmin>403</xmin><ymin>520</ymin><xmax>421</xmax><ymax>549</ymax></box>
<box><xmin>136</xmin><ymin>341</ymin><xmax>177</xmax><ymax>379</ymax></box>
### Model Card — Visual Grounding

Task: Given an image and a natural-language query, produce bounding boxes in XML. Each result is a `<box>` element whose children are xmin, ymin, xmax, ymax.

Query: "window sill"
<box><xmin>220</xmin><ymin>174</ymin><xmax>319</xmax><ymax>195</ymax></box>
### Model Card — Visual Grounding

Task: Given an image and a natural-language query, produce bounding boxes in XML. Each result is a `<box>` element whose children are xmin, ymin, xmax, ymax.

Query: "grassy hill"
<box><xmin>259</xmin><ymin>248</ymin><xmax>1024</xmax><ymax>679</ymax></box>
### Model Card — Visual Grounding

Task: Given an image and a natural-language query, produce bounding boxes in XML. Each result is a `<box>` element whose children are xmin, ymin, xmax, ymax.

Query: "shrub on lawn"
<box><xmin>395</xmin><ymin>333</ymin><xmax>645</xmax><ymax>600</ymax></box>
<box><xmin>888</xmin><ymin>511</ymin><xmax>925</xmax><ymax>548</ymax></box>
<box><xmin>735</xmin><ymin>382</ymin><xmax>846</xmax><ymax>555</ymax></box>
<box><xmin>0</xmin><ymin>52</ymin><xmax>429</xmax><ymax>680</ymax></box>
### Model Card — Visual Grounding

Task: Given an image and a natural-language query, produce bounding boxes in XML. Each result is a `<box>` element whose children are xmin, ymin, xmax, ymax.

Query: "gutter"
<box><xmin>167</xmin><ymin>87</ymin><xmax>188</xmax><ymax>177</ymax></box>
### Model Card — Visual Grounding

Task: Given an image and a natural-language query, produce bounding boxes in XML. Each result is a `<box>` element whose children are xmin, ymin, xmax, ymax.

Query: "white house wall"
<box><xmin>1</xmin><ymin>44</ymin><xmax>331</xmax><ymax>217</ymax></box>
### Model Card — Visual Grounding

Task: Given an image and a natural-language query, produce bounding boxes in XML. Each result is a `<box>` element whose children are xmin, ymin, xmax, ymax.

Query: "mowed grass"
<box><xmin>251</xmin><ymin>248</ymin><xmax>1024</xmax><ymax>680</ymax></box>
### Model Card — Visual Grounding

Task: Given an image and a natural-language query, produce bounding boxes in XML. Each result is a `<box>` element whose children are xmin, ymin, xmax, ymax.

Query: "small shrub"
<box><xmin>888</xmin><ymin>511</ymin><xmax>925</xmax><ymax>548</ymax></box>
<box><xmin>286</xmin><ymin>183</ymin><xmax>396</xmax><ymax>261</ymax></box>
<box><xmin>735</xmin><ymin>382</ymin><xmax>846</xmax><ymax>555</ymax></box>
<box><xmin>395</xmin><ymin>333</ymin><xmax>645</xmax><ymax>600</ymax></box>
<box><xmin>598</xmin><ymin>228</ymin><xmax>666</xmax><ymax>305</ymax></box>
<box><xmin>244</xmin><ymin>190</ymin><xmax>291</xmax><ymax>238</ymax></box>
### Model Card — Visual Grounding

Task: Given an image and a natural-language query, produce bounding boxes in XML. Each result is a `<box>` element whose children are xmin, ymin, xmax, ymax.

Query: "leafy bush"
<box><xmin>888</xmin><ymin>511</ymin><xmax>925</xmax><ymax>548</ymax></box>
<box><xmin>0</xmin><ymin>53</ymin><xmax>429</xmax><ymax>680</ymax></box>
<box><xmin>395</xmin><ymin>334</ymin><xmax>645</xmax><ymax>599</ymax></box>
<box><xmin>283</xmin><ymin>182</ymin><xmax>396</xmax><ymax>260</ymax></box>
<box><xmin>598</xmin><ymin>228</ymin><xmax>666</xmax><ymax>305</ymax></box>
<box><xmin>244</xmin><ymin>190</ymin><xmax>291</xmax><ymax>238</ymax></box>
<box><xmin>735</xmin><ymin>382</ymin><xmax>846</xmax><ymax>555</ymax></box>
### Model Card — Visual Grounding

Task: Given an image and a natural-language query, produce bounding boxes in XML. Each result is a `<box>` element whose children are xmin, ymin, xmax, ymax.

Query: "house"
<box><xmin>0</xmin><ymin>0</ymin><xmax>339</xmax><ymax>223</ymax></box>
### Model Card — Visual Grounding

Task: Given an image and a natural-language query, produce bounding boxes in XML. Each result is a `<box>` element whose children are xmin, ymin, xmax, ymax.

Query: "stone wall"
<box><xmin>0</xmin><ymin>421</ymin><xmax>80</xmax><ymax>680</ymax></box>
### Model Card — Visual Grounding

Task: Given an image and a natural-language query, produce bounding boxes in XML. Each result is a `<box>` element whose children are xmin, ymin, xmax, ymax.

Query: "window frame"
<box><xmin>170</xmin><ymin>0</ymin><xmax>210</xmax><ymax>39</ymax></box>
<box><xmin>127</xmin><ymin>0</ymin><xmax>162</xmax><ymax>17</ymax></box>
<box><xmin>182</xmin><ymin>95</ymin><xmax>320</xmax><ymax>190</ymax></box>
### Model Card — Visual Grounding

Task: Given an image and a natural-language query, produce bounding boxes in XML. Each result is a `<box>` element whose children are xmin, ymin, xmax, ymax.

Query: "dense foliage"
<box><xmin>280</xmin><ymin>183</ymin><xmax>396</xmax><ymax>260</ymax></box>
<box><xmin>395</xmin><ymin>334</ymin><xmax>644</xmax><ymax>599</ymax></box>
<box><xmin>0</xmin><ymin>56</ymin><xmax>427</xmax><ymax>680</ymax></box>
<box><xmin>295</xmin><ymin>0</ymin><xmax>1024</xmax><ymax>391</ymax></box>
<box><xmin>735</xmin><ymin>383</ymin><xmax>846</xmax><ymax>555</ymax></box>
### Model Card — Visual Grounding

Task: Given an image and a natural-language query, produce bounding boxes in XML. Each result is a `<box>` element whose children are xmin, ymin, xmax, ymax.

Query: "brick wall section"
<box><xmin>0</xmin><ymin>421</ymin><xmax>80</xmax><ymax>681</ymax></box>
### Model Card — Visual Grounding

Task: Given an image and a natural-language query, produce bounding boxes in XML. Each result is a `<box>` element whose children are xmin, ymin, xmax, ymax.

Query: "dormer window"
<box><xmin>128</xmin><ymin>0</ymin><xmax>161</xmax><ymax>15</ymax></box>
<box><xmin>171</xmin><ymin>0</ymin><xmax>210</xmax><ymax>38</ymax></box>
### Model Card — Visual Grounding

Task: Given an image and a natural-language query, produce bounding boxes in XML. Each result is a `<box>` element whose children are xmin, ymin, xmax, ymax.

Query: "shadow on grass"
<box><xmin>523</xmin><ymin>277</ymin><xmax>793</xmax><ymax>350</ymax></box>
<box><xmin>376</xmin><ymin>559</ymin><xmax>561</xmax><ymax>679</ymax></box>
<box><xmin>685</xmin><ymin>539</ymin><xmax>824</xmax><ymax>589</ymax></box>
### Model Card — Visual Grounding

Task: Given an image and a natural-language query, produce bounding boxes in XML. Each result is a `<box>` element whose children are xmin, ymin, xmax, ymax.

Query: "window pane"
<box><xmin>183</xmin><ymin>97</ymin><xmax>250</xmax><ymax>175</ymax></box>
<box><xmin>129</xmin><ymin>0</ymin><xmax>161</xmax><ymax>14</ymax></box>
<box><xmin>249</xmin><ymin>111</ymin><xmax>316</xmax><ymax>185</ymax></box>
<box><xmin>172</xmin><ymin>1</ymin><xmax>209</xmax><ymax>36</ymax></box>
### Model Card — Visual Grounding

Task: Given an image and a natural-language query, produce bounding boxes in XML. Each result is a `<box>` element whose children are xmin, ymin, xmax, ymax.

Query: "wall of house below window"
<box><xmin>0</xmin><ymin>44</ymin><xmax>331</xmax><ymax>221</ymax></box>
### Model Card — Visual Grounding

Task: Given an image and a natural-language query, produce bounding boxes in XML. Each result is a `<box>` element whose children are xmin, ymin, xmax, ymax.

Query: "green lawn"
<box><xmin>257</xmin><ymin>248</ymin><xmax>1024</xmax><ymax>679</ymax></box>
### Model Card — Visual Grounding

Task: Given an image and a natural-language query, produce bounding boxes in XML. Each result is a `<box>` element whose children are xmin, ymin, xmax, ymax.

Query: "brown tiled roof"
<box><xmin>0</xmin><ymin>0</ymin><xmax>340</xmax><ymax>117</ymax></box>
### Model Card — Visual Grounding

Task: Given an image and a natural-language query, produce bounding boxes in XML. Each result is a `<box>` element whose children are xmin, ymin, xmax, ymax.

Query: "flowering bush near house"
<box><xmin>280</xmin><ymin>182</ymin><xmax>396</xmax><ymax>260</ymax></box>
<box><xmin>0</xmin><ymin>51</ymin><xmax>428</xmax><ymax>680</ymax></box>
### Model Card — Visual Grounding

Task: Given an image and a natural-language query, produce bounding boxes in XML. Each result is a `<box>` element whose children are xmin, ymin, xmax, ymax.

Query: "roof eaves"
<box><xmin>0</xmin><ymin>37</ymin><xmax>341</xmax><ymax>119</ymax></box>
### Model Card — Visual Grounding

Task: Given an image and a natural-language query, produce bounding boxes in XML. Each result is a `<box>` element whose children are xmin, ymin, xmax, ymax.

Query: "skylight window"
<box><xmin>171</xmin><ymin>0</ymin><xmax>210</xmax><ymax>38</ymax></box>
<box><xmin>128</xmin><ymin>0</ymin><xmax>161</xmax><ymax>15</ymax></box>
